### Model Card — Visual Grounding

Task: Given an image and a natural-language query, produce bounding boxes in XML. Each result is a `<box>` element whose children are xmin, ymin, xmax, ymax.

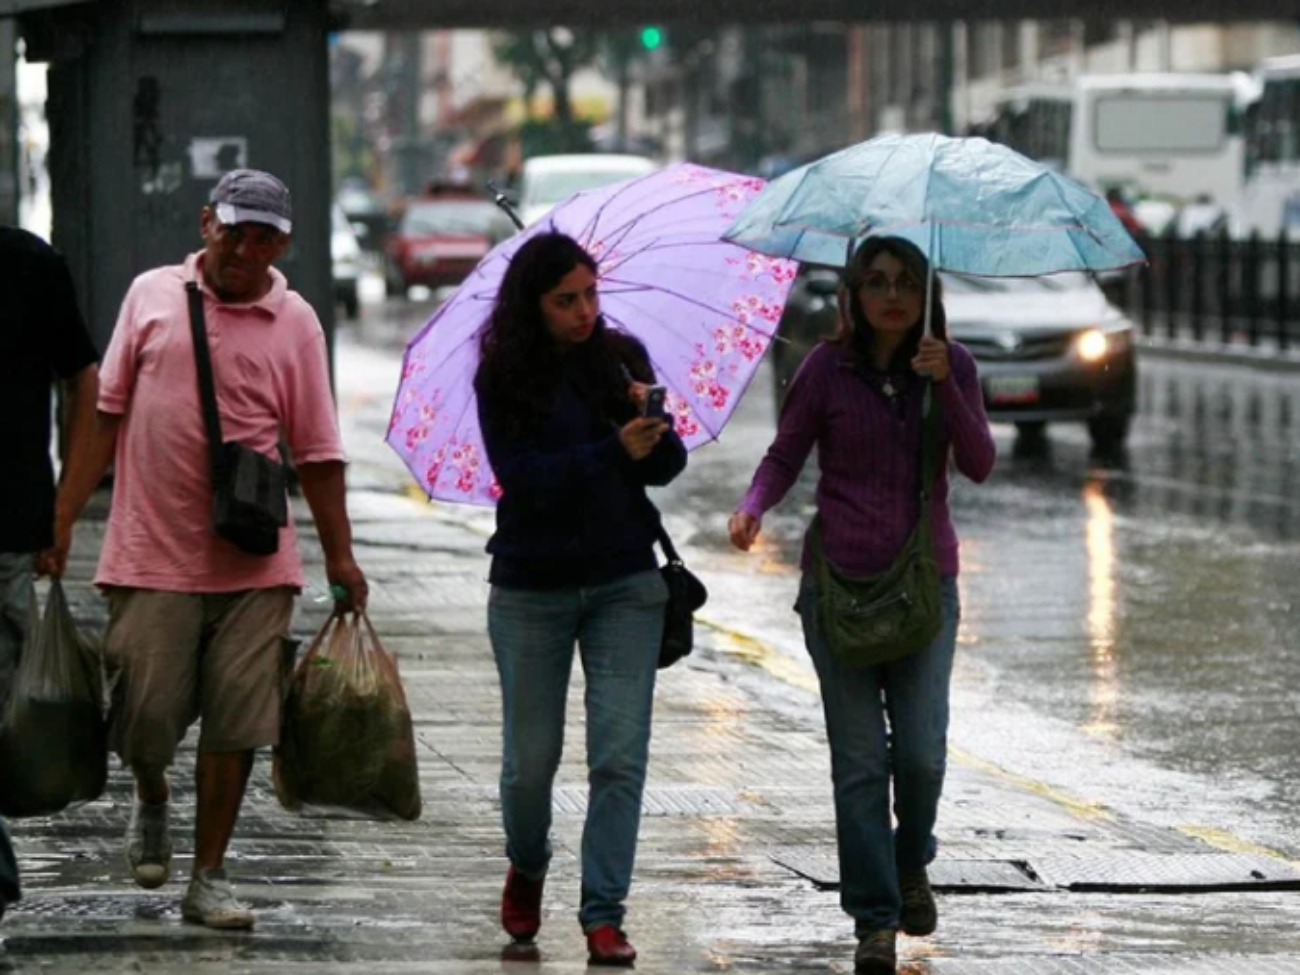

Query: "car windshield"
<box><xmin>941</xmin><ymin>272</ymin><xmax>1094</xmax><ymax>293</ymax></box>
<box><xmin>528</xmin><ymin>168</ymin><xmax>652</xmax><ymax>206</ymax></box>
<box><xmin>401</xmin><ymin>201</ymin><xmax>498</xmax><ymax>236</ymax></box>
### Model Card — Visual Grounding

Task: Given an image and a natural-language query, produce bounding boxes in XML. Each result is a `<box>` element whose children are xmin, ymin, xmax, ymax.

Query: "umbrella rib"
<box><xmin>600</xmin><ymin>237</ymin><xmax>772</xmax><ymax>278</ymax></box>
<box><xmin>602</xmin><ymin>308</ymin><xmax>727</xmax><ymax>444</ymax></box>
<box><xmin>587</xmin><ymin>182</ymin><xmax>750</xmax><ymax>253</ymax></box>
<box><xmin>601</xmin><ymin>273</ymin><xmax>776</xmax><ymax>338</ymax></box>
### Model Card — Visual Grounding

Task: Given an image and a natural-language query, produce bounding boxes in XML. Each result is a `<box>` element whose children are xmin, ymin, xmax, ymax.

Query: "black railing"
<box><xmin>1113</xmin><ymin>230</ymin><xmax>1300</xmax><ymax>352</ymax></box>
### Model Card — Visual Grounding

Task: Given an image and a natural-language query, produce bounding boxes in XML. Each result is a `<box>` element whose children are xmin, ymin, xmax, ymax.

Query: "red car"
<box><xmin>384</xmin><ymin>197</ymin><xmax>508</xmax><ymax>296</ymax></box>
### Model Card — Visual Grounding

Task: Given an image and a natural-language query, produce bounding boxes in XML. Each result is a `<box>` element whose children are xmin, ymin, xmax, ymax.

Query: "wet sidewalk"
<box><xmin>5</xmin><ymin>337</ymin><xmax>1300</xmax><ymax>974</ymax></box>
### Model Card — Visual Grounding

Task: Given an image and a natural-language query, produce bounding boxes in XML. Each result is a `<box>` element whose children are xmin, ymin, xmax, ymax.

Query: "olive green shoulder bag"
<box><xmin>809</xmin><ymin>381</ymin><xmax>943</xmax><ymax>667</ymax></box>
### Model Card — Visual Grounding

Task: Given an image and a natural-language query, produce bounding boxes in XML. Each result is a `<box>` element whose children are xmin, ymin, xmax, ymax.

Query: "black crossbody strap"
<box><xmin>186</xmin><ymin>281</ymin><xmax>226</xmax><ymax>484</ymax></box>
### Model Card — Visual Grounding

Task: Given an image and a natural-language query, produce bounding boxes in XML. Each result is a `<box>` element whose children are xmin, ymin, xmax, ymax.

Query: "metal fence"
<box><xmin>1114</xmin><ymin>231</ymin><xmax>1300</xmax><ymax>351</ymax></box>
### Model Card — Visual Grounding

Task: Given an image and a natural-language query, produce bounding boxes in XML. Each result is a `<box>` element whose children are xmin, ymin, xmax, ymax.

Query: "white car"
<box><xmin>516</xmin><ymin>153</ymin><xmax>658</xmax><ymax>226</ymax></box>
<box><xmin>332</xmin><ymin>204</ymin><xmax>363</xmax><ymax>319</ymax></box>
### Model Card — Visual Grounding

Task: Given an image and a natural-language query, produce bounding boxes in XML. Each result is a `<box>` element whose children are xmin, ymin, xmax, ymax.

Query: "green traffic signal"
<box><xmin>639</xmin><ymin>26</ymin><xmax>663</xmax><ymax>51</ymax></box>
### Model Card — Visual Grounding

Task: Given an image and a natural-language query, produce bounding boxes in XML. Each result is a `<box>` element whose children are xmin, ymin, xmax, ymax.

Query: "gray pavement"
<box><xmin>4</xmin><ymin>333</ymin><xmax>1300</xmax><ymax>974</ymax></box>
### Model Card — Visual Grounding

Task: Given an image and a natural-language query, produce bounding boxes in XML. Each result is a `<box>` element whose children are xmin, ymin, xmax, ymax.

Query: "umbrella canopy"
<box><xmin>723</xmin><ymin>133</ymin><xmax>1146</xmax><ymax>276</ymax></box>
<box><xmin>387</xmin><ymin>162</ymin><xmax>798</xmax><ymax>506</ymax></box>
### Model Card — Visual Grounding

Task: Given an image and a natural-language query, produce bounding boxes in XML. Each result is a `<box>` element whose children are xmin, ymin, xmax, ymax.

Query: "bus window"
<box><xmin>1093</xmin><ymin>95</ymin><xmax>1228</xmax><ymax>154</ymax></box>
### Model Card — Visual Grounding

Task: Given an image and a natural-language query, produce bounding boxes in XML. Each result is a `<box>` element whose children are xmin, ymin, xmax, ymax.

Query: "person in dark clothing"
<box><xmin>474</xmin><ymin>232</ymin><xmax>686</xmax><ymax>967</ymax></box>
<box><xmin>0</xmin><ymin>227</ymin><xmax>101</xmax><ymax>919</ymax></box>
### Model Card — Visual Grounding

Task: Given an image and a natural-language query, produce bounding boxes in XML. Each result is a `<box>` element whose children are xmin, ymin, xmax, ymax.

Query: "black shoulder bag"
<box><xmin>186</xmin><ymin>280</ymin><xmax>288</xmax><ymax>556</ymax></box>
<box><xmin>650</xmin><ymin>513</ymin><xmax>708</xmax><ymax>670</ymax></box>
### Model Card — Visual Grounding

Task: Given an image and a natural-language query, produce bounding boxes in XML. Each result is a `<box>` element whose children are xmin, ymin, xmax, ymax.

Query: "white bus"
<box><xmin>1236</xmin><ymin>56</ymin><xmax>1300</xmax><ymax>238</ymax></box>
<box><xmin>980</xmin><ymin>74</ymin><xmax>1248</xmax><ymax>233</ymax></box>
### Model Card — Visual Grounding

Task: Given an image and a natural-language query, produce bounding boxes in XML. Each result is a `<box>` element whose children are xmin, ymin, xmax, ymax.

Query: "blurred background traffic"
<box><xmin>9</xmin><ymin>17</ymin><xmax>1300</xmax><ymax>453</ymax></box>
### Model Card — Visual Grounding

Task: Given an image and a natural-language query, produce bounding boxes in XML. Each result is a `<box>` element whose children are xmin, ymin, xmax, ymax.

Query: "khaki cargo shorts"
<box><xmin>104</xmin><ymin>587</ymin><xmax>295</xmax><ymax>770</ymax></box>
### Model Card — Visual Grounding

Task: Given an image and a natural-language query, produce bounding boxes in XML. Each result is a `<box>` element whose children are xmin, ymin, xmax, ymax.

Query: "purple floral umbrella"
<box><xmin>387</xmin><ymin>162</ymin><xmax>799</xmax><ymax>506</ymax></box>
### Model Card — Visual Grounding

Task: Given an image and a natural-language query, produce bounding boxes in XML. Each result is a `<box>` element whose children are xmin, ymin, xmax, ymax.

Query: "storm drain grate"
<box><xmin>771</xmin><ymin>849</ymin><xmax>1300</xmax><ymax>895</ymax></box>
<box><xmin>1029</xmin><ymin>852</ymin><xmax>1300</xmax><ymax>893</ymax></box>
<box><xmin>770</xmin><ymin>852</ymin><xmax>1045</xmax><ymax>892</ymax></box>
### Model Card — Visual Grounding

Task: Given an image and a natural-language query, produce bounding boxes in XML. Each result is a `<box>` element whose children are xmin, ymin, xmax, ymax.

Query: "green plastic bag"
<box><xmin>273</xmin><ymin>611</ymin><xmax>421</xmax><ymax>821</ymax></box>
<box><xmin>0</xmin><ymin>579</ymin><xmax>108</xmax><ymax>818</ymax></box>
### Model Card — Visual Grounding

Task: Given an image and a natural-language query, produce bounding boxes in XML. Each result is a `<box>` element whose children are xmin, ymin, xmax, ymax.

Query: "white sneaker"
<box><xmin>125</xmin><ymin>801</ymin><xmax>172</xmax><ymax>889</ymax></box>
<box><xmin>181</xmin><ymin>868</ymin><xmax>254</xmax><ymax>930</ymax></box>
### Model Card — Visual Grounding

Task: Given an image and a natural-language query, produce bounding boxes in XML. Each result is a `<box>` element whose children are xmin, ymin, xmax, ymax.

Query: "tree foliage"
<box><xmin>492</xmin><ymin>28</ymin><xmax>601</xmax><ymax>129</ymax></box>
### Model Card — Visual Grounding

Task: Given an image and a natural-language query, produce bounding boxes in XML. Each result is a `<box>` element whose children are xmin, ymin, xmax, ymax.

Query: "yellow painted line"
<box><xmin>695</xmin><ymin>614</ymin><xmax>820</xmax><ymax>694</ymax></box>
<box><xmin>947</xmin><ymin>745</ymin><xmax>1112</xmax><ymax>821</ymax></box>
<box><xmin>697</xmin><ymin>614</ymin><xmax>1115</xmax><ymax>821</ymax></box>
<box><xmin>1175</xmin><ymin>825</ymin><xmax>1300</xmax><ymax>865</ymax></box>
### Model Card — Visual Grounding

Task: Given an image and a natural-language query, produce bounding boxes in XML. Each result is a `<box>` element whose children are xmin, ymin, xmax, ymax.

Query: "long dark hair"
<box><xmin>475</xmin><ymin>232</ymin><xmax>651</xmax><ymax>437</ymax></box>
<box><xmin>837</xmin><ymin>236</ymin><xmax>948</xmax><ymax>373</ymax></box>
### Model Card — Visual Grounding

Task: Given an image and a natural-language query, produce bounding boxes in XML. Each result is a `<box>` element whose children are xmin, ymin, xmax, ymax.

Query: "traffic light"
<box><xmin>639</xmin><ymin>26</ymin><xmax>664</xmax><ymax>51</ymax></box>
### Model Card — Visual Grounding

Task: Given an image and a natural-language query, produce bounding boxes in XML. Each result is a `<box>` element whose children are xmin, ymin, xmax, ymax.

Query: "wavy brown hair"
<box><xmin>836</xmin><ymin>235</ymin><xmax>947</xmax><ymax>373</ymax></box>
<box><xmin>474</xmin><ymin>232</ymin><xmax>652</xmax><ymax>438</ymax></box>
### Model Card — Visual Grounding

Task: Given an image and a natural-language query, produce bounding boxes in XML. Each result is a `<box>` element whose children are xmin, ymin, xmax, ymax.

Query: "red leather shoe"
<box><xmin>500</xmin><ymin>866</ymin><xmax>544</xmax><ymax>942</ymax></box>
<box><xmin>586</xmin><ymin>925</ymin><xmax>637</xmax><ymax>966</ymax></box>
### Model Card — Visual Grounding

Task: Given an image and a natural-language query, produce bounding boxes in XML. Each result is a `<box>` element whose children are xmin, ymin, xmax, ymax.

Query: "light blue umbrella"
<box><xmin>723</xmin><ymin>133</ymin><xmax>1146</xmax><ymax>278</ymax></box>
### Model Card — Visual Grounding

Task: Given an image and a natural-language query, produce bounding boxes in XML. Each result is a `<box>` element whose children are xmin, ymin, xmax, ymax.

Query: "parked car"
<box><xmin>771</xmin><ymin>267</ymin><xmax>1137</xmax><ymax>452</ymax></box>
<box><xmin>516</xmin><ymin>153</ymin><xmax>658</xmax><ymax>226</ymax></box>
<box><xmin>384</xmin><ymin>197</ymin><xmax>508</xmax><ymax>297</ymax></box>
<box><xmin>332</xmin><ymin>204</ymin><xmax>363</xmax><ymax>320</ymax></box>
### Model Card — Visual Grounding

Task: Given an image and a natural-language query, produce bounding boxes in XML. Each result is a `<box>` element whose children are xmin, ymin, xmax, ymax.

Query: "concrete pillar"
<box><xmin>25</xmin><ymin>0</ymin><xmax>334</xmax><ymax>355</ymax></box>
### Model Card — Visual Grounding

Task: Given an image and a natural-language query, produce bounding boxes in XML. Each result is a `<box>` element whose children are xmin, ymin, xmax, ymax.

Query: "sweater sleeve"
<box><xmin>478</xmin><ymin>395</ymin><xmax>627</xmax><ymax>504</ymax></box>
<box><xmin>633</xmin><ymin>426</ymin><xmax>687</xmax><ymax>486</ymax></box>
<box><xmin>937</xmin><ymin>343</ymin><xmax>996</xmax><ymax>483</ymax></box>
<box><xmin>738</xmin><ymin>344</ymin><xmax>830</xmax><ymax>520</ymax></box>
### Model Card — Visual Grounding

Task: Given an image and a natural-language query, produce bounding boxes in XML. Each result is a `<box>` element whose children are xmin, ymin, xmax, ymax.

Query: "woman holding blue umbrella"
<box><xmin>475</xmin><ymin>232</ymin><xmax>686</xmax><ymax>967</ymax></box>
<box><xmin>729</xmin><ymin>236</ymin><xmax>996</xmax><ymax>974</ymax></box>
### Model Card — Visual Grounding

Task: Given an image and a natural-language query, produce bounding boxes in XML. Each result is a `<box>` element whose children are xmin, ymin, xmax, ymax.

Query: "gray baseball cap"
<box><xmin>209</xmin><ymin>168</ymin><xmax>293</xmax><ymax>234</ymax></box>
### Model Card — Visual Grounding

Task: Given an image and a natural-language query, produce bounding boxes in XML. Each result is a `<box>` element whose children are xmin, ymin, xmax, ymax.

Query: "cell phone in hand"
<box><xmin>642</xmin><ymin>385</ymin><xmax>667</xmax><ymax>421</ymax></box>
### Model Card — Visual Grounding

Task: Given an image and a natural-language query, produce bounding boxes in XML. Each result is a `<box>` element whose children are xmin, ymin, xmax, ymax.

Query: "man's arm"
<box><xmin>37</xmin><ymin>368</ymin><xmax>112</xmax><ymax>577</ymax></box>
<box><xmin>296</xmin><ymin>460</ymin><xmax>368</xmax><ymax>612</ymax></box>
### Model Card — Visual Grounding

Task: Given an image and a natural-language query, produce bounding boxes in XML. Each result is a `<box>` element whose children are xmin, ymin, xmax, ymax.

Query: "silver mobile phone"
<box><xmin>642</xmin><ymin>385</ymin><xmax>667</xmax><ymax>420</ymax></box>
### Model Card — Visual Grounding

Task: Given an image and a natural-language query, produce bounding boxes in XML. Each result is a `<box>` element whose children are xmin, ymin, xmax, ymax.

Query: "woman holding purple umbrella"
<box><xmin>474</xmin><ymin>232</ymin><xmax>686</xmax><ymax>967</ymax></box>
<box><xmin>729</xmin><ymin>236</ymin><xmax>996</xmax><ymax>975</ymax></box>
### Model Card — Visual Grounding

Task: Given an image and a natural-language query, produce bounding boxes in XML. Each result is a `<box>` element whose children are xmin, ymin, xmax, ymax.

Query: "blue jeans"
<box><xmin>797</xmin><ymin>572</ymin><xmax>960</xmax><ymax>934</ymax></box>
<box><xmin>487</xmin><ymin>570</ymin><xmax>667</xmax><ymax>931</ymax></box>
<box><xmin>0</xmin><ymin>552</ymin><xmax>31</xmax><ymax>907</ymax></box>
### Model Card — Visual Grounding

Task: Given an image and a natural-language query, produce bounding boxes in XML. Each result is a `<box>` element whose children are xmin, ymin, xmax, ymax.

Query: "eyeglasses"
<box><xmin>860</xmin><ymin>273</ymin><xmax>923</xmax><ymax>297</ymax></box>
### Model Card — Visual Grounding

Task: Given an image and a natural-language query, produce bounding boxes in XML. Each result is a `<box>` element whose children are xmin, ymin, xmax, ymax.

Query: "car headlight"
<box><xmin>1076</xmin><ymin>329</ymin><xmax>1108</xmax><ymax>362</ymax></box>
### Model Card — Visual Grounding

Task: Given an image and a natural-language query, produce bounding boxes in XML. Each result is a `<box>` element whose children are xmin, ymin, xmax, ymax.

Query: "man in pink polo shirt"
<box><xmin>57</xmin><ymin>169</ymin><xmax>368</xmax><ymax>930</ymax></box>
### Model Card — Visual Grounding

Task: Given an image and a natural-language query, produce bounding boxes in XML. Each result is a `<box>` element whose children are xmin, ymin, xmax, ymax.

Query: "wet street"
<box><xmin>5</xmin><ymin>291</ymin><xmax>1300</xmax><ymax>973</ymax></box>
<box><xmin>353</xmin><ymin>293</ymin><xmax>1300</xmax><ymax>863</ymax></box>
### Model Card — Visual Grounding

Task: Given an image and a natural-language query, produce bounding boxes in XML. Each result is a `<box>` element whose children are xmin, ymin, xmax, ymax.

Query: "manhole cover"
<box><xmin>770</xmin><ymin>852</ymin><xmax>1044</xmax><ymax>892</ymax></box>
<box><xmin>1029</xmin><ymin>852</ymin><xmax>1300</xmax><ymax>892</ymax></box>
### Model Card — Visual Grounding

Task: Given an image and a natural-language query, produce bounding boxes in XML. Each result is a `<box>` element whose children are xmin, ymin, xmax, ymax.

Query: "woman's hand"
<box><xmin>619</xmin><ymin>416</ymin><xmax>668</xmax><ymax>460</ymax></box>
<box><xmin>728</xmin><ymin>511</ymin><xmax>761</xmax><ymax>551</ymax></box>
<box><xmin>912</xmin><ymin>335</ymin><xmax>951</xmax><ymax>383</ymax></box>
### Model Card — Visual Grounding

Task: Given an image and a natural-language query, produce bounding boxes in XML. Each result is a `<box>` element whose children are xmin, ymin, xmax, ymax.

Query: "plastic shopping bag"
<box><xmin>273</xmin><ymin>611</ymin><xmax>421</xmax><ymax>821</ymax></box>
<box><xmin>0</xmin><ymin>579</ymin><xmax>108</xmax><ymax>818</ymax></box>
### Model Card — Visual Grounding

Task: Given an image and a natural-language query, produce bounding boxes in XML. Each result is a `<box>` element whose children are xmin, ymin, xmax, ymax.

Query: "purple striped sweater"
<box><xmin>739</xmin><ymin>340</ymin><xmax>996</xmax><ymax>577</ymax></box>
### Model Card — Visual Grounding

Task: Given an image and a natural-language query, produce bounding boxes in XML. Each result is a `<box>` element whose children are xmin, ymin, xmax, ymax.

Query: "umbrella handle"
<box><xmin>486</xmin><ymin>180</ymin><xmax>525</xmax><ymax>231</ymax></box>
<box><xmin>923</xmin><ymin>223</ymin><xmax>936</xmax><ymax>341</ymax></box>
